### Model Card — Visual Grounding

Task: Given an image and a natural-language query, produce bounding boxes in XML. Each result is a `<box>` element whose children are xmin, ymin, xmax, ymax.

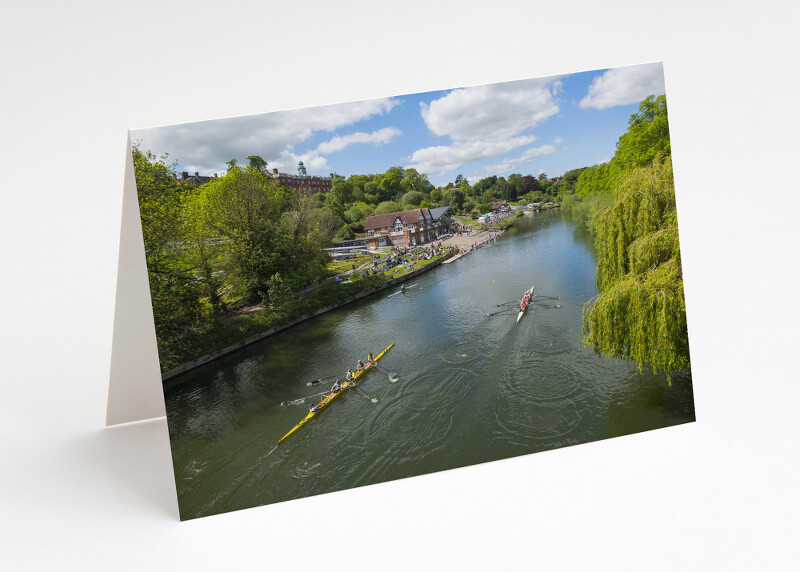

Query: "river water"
<box><xmin>164</xmin><ymin>210</ymin><xmax>695</xmax><ymax>520</ymax></box>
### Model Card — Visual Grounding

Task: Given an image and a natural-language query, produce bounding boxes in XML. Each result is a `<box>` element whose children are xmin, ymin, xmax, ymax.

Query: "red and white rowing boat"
<box><xmin>516</xmin><ymin>284</ymin><xmax>534</xmax><ymax>324</ymax></box>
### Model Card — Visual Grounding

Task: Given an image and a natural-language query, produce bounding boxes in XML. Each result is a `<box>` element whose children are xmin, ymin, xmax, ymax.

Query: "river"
<box><xmin>164</xmin><ymin>210</ymin><xmax>695</xmax><ymax>520</ymax></box>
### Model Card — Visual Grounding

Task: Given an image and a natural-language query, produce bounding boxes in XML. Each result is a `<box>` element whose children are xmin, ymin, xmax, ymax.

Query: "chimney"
<box><xmin>273</xmin><ymin>168</ymin><xmax>278</xmax><ymax>175</ymax></box>
<box><xmin>181</xmin><ymin>172</ymin><xmax>189</xmax><ymax>180</ymax></box>
<box><xmin>195</xmin><ymin>172</ymin><xmax>199</xmax><ymax>177</ymax></box>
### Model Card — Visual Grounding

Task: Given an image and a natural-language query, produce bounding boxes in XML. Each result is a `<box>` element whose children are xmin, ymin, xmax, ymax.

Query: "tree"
<box><xmin>454</xmin><ymin>174</ymin><xmax>463</xmax><ymax>187</ymax></box>
<box><xmin>363</xmin><ymin>181</ymin><xmax>380</xmax><ymax>204</ymax></box>
<box><xmin>444</xmin><ymin>188</ymin><xmax>465</xmax><ymax>212</ymax></box>
<box><xmin>507</xmin><ymin>173</ymin><xmax>523</xmax><ymax>199</ymax></box>
<box><xmin>561</xmin><ymin>167</ymin><xmax>587</xmax><ymax>194</ymax></box>
<box><xmin>196</xmin><ymin>166</ymin><xmax>291</xmax><ymax>301</ymax></box>
<box><xmin>226</xmin><ymin>158</ymin><xmax>238</xmax><ymax>170</ymax></box>
<box><xmin>378</xmin><ymin>167</ymin><xmax>406</xmax><ymax>202</ymax></box>
<box><xmin>374</xmin><ymin>200</ymin><xmax>403</xmax><ymax>215</ymax></box>
<box><xmin>472</xmin><ymin>176</ymin><xmax>496</xmax><ymax>195</ymax></box>
<box><xmin>401</xmin><ymin>190</ymin><xmax>425</xmax><ymax>207</ymax></box>
<box><xmin>330</xmin><ymin>175</ymin><xmax>354</xmax><ymax>205</ymax></box>
<box><xmin>522</xmin><ymin>175</ymin><xmax>539</xmax><ymax>195</ymax></box>
<box><xmin>403</xmin><ymin>167</ymin><xmax>432</xmax><ymax>193</ymax></box>
<box><xmin>615</xmin><ymin>94</ymin><xmax>671</xmax><ymax>169</ymax></box>
<box><xmin>246</xmin><ymin>155</ymin><xmax>268</xmax><ymax>173</ymax></box>
<box><xmin>583</xmin><ymin>157</ymin><xmax>688</xmax><ymax>379</ymax></box>
<box><xmin>132</xmin><ymin>145</ymin><xmax>207</xmax><ymax>366</ymax></box>
<box><xmin>344</xmin><ymin>202</ymin><xmax>373</xmax><ymax>224</ymax></box>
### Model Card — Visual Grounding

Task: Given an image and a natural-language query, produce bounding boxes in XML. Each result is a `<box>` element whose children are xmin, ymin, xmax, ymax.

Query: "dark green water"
<box><xmin>164</xmin><ymin>210</ymin><xmax>695</xmax><ymax>520</ymax></box>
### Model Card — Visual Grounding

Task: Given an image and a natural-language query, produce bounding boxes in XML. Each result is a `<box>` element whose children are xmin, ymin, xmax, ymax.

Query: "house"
<box><xmin>490</xmin><ymin>200</ymin><xmax>509</xmax><ymax>212</ymax></box>
<box><xmin>363</xmin><ymin>208</ymin><xmax>445</xmax><ymax>248</ymax></box>
<box><xmin>428</xmin><ymin>206</ymin><xmax>453</xmax><ymax>233</ymax></box>
<box><xmin>272</xmin><ymin>162</ymin><xmax>333</xmax><ymax>196</ymax></box>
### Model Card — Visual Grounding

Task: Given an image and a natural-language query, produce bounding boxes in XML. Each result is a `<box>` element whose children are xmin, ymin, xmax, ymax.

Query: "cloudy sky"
<box><xmin>132</xmin><ymin>62</ymin><xmax>665</xmax><ymax>186</ymax></box>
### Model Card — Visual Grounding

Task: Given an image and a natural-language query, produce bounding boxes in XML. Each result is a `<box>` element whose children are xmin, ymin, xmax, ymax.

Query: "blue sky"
<box><xmin>132</xmin><ymin>62</ymin><xmax>666</xmax><ymax>187</ymax></box>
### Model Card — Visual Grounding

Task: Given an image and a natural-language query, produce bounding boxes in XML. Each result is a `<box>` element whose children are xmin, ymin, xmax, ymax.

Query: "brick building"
<box><xmin>363</xmin><ymin>208</ymin><xmax>449</xmax><ymax>248</ymax></box>
<box><xmin>272</xmin><ymin>161</ymin><xmax>333</xmax><ymax>197</ymax></box>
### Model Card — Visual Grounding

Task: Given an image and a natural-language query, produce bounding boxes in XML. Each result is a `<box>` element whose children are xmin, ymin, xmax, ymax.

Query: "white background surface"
<box><xmin>2</xmin><ymin>1</ymin><xmax>799</xmax><ymax>569</ymax></box>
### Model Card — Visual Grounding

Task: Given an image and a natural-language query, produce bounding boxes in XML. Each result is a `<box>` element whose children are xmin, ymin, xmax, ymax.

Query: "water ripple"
<box><xmin>442</xmin><ymin>342</ymin><xmax>481</xmax><ymax>364</ymax></box>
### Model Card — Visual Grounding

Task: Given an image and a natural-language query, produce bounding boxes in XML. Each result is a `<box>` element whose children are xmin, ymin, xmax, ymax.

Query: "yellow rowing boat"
<box><xmin>277</xmin><ymin>343</ymin><xmax>394</xmax><ymax>444</ymax></box>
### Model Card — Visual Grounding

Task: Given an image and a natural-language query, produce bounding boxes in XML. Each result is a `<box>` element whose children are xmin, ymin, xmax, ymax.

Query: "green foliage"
<box><xmin>561</xmin><ymin>189</ymin><xmax>615</xmax><ymax>228</ymax></box>
<box><xmin>444</xmin><ymin>188</ymin><xmax>466</xmax><ymax>212</ymax></box>
<box><xmin>401</xmin><ymin>190</ymin><xmax>425</xmax><ymax>207</ymax></box>
<box><xmin>583</xmin><ymin>158</ymin><xmax>689</xmax><ymax>378</ymax></box>
<box><xmin>615</xmin><ymin>95</ymin><xmax>671</xmax><ymax>169</ymax></box>
<box><xmin>135</xmin><ymin>147</ymin><xmax>341</xmax><ymax>369</ymax></box>
<box><xmin>132</xmin><ymin>144</ymin><xmax>211</xmax><ymax>367</ymax></box>
<box><xmin>330</xmin><ymin>175</ymin><xmax>354</xmax><ymax>205</ymax></box>
<box><xmin>575</xmin><ymin>163</ymin><xmax>619</xmax><ymax>196</ymax></box>
<box><xmin>264</xmin><ymin>271</ymin><xmax>291</xmax><ymax>309</ymax></box>
<box><xmin>374</xmin><ymin>200</ymin><xmax>403</xmax><ymax>215</ymax></box>
<box><xmin>246</xmin><ymin>155</ymin><xmax>268</xmax><ymax>173</ymax></box>
<box><xmin>560</xmin><ymin>168</ymin><xmax>587</xmax><ymax>194</ymax></box>
<box><xmin>344</xmin><ymin>202</ymin><xmax>374</xmax><ymax>224</ymax></box>
<box><xmin>574</xmin><ymin>95</ymin><xmax>669</xmax><ymax>198</ymax></box>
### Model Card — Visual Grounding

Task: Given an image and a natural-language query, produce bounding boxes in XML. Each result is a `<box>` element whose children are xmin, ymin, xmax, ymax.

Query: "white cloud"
<box><xmin>132</xmin><ymin>98</ymin><xmax>399</xmax><ymax>175</ymax></box>
<box><xmin>579</xmin><ymin>62</ymin><xmax>666</xmax><ymax>110</ymax></box>
<box><xmin>482</xmin><ymin>144</ymin><xmax>558</xmax><ymax>175</ymax></box>
<box><xmin>315</xmin><ymin>127</ymin><xmax>401</xmax><ymax>154</ymax></box>
<box><xmin>408</xmin><ymin>136</ymin><xmax>536</xmax><ymax>177</ymax></box>
<box><xmin>420</xmin><ymin>77</ymin><xmax>561</xmax><ymax>141</ymax></box>
<box><xmin>406</xmin><ymin>77</ymin><xmax>562</xmax><ymax>177</ymax></box>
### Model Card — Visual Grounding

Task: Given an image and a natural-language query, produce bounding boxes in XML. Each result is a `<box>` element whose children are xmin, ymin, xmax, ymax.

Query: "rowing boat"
<box><xmin>277</xmin><ymin>343</ymin><xmax>395</xmax><ymax>444</ymax></box>
<box><xmin>516</xmin><ymin>284</ymin><xmax>534</xmax><ymax>324</ymax></box>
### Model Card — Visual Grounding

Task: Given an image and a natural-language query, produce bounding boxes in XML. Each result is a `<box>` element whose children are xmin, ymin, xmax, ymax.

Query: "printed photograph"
<box><xmin>132</xmin><ymin>61</ymin><xmax>694</xmax><ymax>520</ymax></box>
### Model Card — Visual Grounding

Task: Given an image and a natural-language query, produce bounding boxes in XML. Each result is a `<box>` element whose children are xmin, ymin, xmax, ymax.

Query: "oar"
<box><xmin>373</xmin><ymin>363</ymin><xmax>399</xmax><ymax>382</ymax></box>
<box><xmin>308</xmin><ymin>374</ymin><xmax>339</xmax><ymax>386</ymax></box>
<box><xmin>353</xmin><ymin>384</ymin><xmax>378</xmax><ymax>403</ymax></box>
<box><xmin>534</xmin><ymin>295</ymin><xmax>560</xmax><ymax>300</ymax></box>
<box><xmin>486</xmin><ymin>308</ymin><xmax>517</xmax><ymax>316</ymax></box>
<box><xmin>281</xmin><ymin>388</ymin><xmax>333</xmax><ymax>406</ymax></box>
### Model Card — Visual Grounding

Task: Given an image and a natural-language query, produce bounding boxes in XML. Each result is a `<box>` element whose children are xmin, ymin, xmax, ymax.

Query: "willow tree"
<box><xmin>583</xmin><ymin>157</ymin><xmax>690</xmax><ymax>378</ymax></box>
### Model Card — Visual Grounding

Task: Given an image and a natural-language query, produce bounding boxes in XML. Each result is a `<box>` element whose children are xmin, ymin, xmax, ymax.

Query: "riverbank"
<box><xmin>162</xmin><ymin>250</ymin><xmax>455</xmax><ymax>385</ymax></box>
<box><xmin>441</xmin><ymin>229</ymin><xmax>504</xmax><ymax>264</ymax></box>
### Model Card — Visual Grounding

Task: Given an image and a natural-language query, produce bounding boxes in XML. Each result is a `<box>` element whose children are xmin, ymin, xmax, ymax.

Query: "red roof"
<box><xmin>364</xmin><ymin>208</ymin><xmax>431</xmax><ymax>232</ymax></box>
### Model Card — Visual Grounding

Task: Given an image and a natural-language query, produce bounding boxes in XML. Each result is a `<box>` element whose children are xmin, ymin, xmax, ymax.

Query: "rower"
<box><xmin>345</xmin><ymin>369</ymin><xmax>354</xmax><ymax>383</ymax></box>
<box><xmin>309</xmin><ymin>402</ymin><xmax>323</xmax><ymax>413</ymax></box>
<box><xmin>356</xmin><ymin>359</ymin><xmax>366</xmax><ymax>371</ymax></box>
<box><xmin>330</xmin><ymin>379</ymin><xmax>342</xmax><ymax>394</ymax></box>
<box><xmin>367</xmin><ymin>352</ymin><xmax>375</xmax><ymax>363</ymax></box>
